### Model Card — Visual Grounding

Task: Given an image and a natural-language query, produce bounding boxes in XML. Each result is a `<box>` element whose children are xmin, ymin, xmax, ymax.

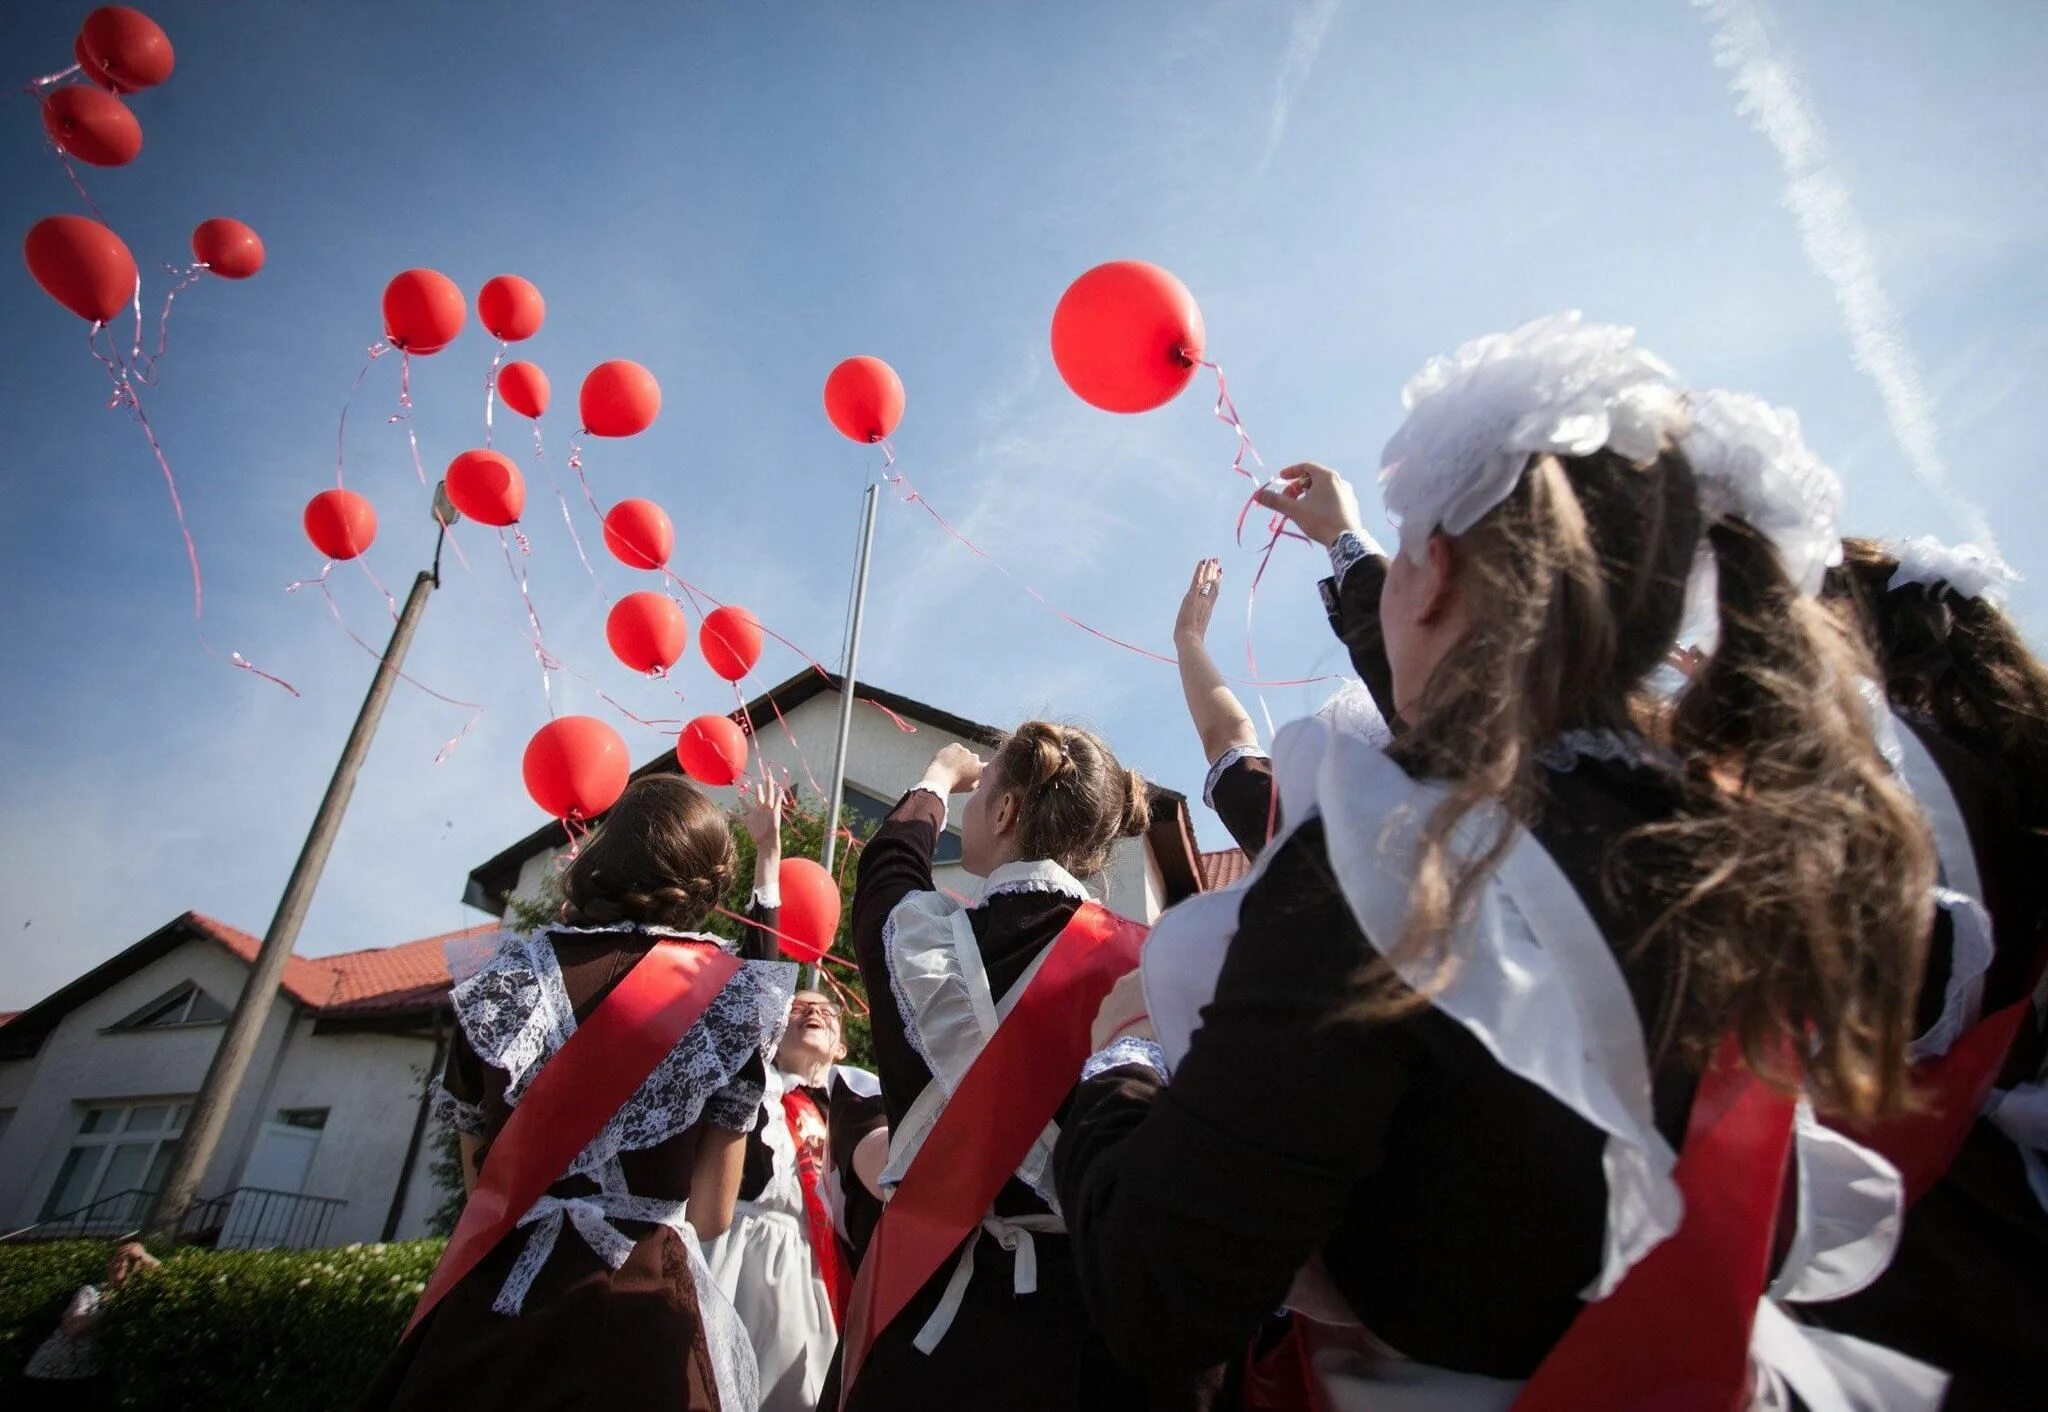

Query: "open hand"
<box><xmin>1251</xmin><ymin>462</ymin><xmax>1364</xmax><ymax>548</ymax></box>
<box><xmin>741</xmin><ymin>777</ymin><xmax>786</xmax><ymax>851</ymax></box>
<box><xmin>1174</xmin><ymin>558</ymin><xmax>1223</xmax><ymax>648</ymax></box>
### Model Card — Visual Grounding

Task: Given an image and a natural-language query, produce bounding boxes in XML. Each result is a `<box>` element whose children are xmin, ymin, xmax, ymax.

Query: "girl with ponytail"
<box><xmin>1055</xmin><ymin>315</ymin><xmax>1945</xmax><ymax>1409</ymax></box>
<box><xmin>1805</xmin><ymin>536</ymin><xmax>2048</xmax><ymax>1409</ymax></box>
<box><xmin>370</xmin><ymin>775</ymin><xmax>794</xmax><ymax>1411</ymax></box>
<box><xmin>835</xmin><ymin>725</ymin><xmax>1162</xmax><ymax>1409</ymax></box>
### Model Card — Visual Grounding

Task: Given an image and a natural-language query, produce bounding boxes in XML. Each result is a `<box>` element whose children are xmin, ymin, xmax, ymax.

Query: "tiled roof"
<box><xmin>184</xmin><ymin>913</ymin><xmax>495</xmax><ymax>1017</ymax></box>
<box><xmin>0</xmin><ymin>1011</ymin><xmax>18</xmax><ymax>1029</ymax></box>
<box><xmin>1197</xmin><ymin>848</ymin><xmax>1251</xmax><ymax>891</ymax></box>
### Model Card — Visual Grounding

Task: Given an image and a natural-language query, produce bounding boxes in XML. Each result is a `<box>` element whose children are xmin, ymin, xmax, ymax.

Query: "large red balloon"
<box><xmin>303</xmin><ymin>488</ymin><xmax>378</xmax><ymax>561</ymax></box>
<box><xmin>23</xmin><ymin>214</ymin><xmax>136</xmax><ymax>324</ymax></box>
<box><xmin>41</xmin><ymin>86</ymin><xmax>141</xmax><ymax>167</ymax></box>
<box><xmin>675</xmin><ymin>714</ymin><xmax>749</xmax><ymax>787</ymax></box>
<box><xmin>523</xmin><ymin>716</ymin><xmax>630</xmax><ymax>820</ymax></box>
<box><xmin>382</xmin><ymin>268</ymin><xmax>466</xmax><ymax>354</ymax></box>
<box><xmin>497</xmin><ymin>361</ymin><xmax>550</xmax><ymax>419</ymax></box>
<box><xmin>444</xmin><ymin>448</ymin><xmax>525</xmax><ymax>526</ymax></box>
<box><xmin>699</xmin><ymin>606</ymin><xmax>763</xmax><ymax>682</ymax></box>
<box><xmin>603</xmin><ymin>499</ymin><xmax>673</xmax><ymax>571</ymax></box>
<box><xmin>606</xmin><ymin>592</ymin><xmax>688</xmax><ymax>675</ymax></box>
<box><xmin>76</xmin><ymin>7</ymin><xmax>175</xmax><ymax>93</ymax></box>
<box><xmin>478</xmin><ymin>275</ymin><xmax>544</xmax><ymax>342</ymax></box>
<box><xmin>775</xmin><ymin>858</ymin><xmax>843</xmax><ymax>963</ymax></box>
<box><xmin>191</xmin><ymin>218</ymin><xmax>263</xmax><ymax>279</ymax></box>
<box><xmin>579</xmin><ymin>360</ymin><xmax>661</xmax><ymax>437</ymax></box>
<box><xmin>823</xmin><ymin>355</ymin><xmax>905</xmax><ymax>444</ymax></box>
<box><xmin>1050</xmin><ymin>260</ymin><xmax>1205</xmax><ymax>414</ymax></box>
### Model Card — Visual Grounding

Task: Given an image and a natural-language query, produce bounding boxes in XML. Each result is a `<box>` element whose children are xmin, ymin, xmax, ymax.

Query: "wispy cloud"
<box><xmin>1694</xmin><ymin>0</ymin><xmax>1995</xmax><ymax>550</ymax></box>
<box><xmin>1257</xmin><ymin>0</ymin><xmax>1344</xmax><ymax>177</ymax></box>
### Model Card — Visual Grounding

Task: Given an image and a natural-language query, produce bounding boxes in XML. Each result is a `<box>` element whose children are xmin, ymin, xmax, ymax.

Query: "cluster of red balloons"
<box><xmin>23</xmin><ymin>11</ymin><xmax>263</xmax><ymax>326</ymax></box>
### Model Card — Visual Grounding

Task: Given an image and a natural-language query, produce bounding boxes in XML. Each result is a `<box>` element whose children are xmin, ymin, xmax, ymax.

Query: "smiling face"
<box><xmin>777</xmin><ymin>991</ymin><xmax>847</xmax><ymax>1074</ymax></box>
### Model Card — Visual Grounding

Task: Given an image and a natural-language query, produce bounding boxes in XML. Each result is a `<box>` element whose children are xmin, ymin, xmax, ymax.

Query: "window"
<box><xmin>109</xmin><ymin>982</ymin><xmax>229</xmax><ymax>1031</ymax></box>
<box><xmin>276</xmin><ymin>1108</ymin><xmax>328</xmax><ymax>1131</ymax></box>
<box><xmin>843</xmin><ymin>784</ymin><xmax>964</xmax><ymax>865</ymax></box>
<box><xmin>40</xmin><ymin>1100</ymin><xmax>191</xmax><ymax>1221</ymax></box>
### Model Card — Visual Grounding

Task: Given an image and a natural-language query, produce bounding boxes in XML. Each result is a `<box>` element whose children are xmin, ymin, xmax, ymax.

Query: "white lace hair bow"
<box><xmin>1884</xmin><ymin>534</ymin><xmax>2017</xmax><ymax>606</ymax></box>
<box><xmin>1679</xmin><ymin>390</ymin><xmax>1844</xmax><ymax>596</ymax></box>
<box><xmin>1379</xmin><ymin>312</ymin><xmax>1688</xmax><ymax>560</ymax></box>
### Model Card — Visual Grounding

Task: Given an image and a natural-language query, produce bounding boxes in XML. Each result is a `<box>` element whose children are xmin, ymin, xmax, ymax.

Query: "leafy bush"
<box><xmin>0</xmin><ymin>1239</ymin><xmax>445</xmax><ymax>1409</ymax></box>
<box><xmin>0</xmin><ymin>1239</ymin><xmax>111</xmax><ymax>1395</ymax></box>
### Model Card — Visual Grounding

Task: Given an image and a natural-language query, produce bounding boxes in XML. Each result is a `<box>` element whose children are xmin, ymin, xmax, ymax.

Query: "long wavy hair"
<box><xmin>1366</xmin><ymin>444</ymin><xmax>1935</xmax><ymax>1119</ymax></box>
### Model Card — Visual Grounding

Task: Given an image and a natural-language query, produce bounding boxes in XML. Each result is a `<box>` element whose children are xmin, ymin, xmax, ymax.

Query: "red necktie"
<box><xmin>782</xmin><ymin>1086</ymin><xmax>850</xmax><ymax>1327</ymax></box>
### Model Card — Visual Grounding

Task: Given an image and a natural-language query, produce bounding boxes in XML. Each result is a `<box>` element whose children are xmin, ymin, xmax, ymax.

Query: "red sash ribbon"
<box><xmin>405</xmin><ymin>939</ymin><xmax>742</xmax><ymax>1337</ymax></box>
<box><xmin>784</xmin><ymin>1087</ymin><xmax>851</xmax><ymax>1327</ymax></box>
<box><xmin>1515</xmin><ymin>1035</ymin><xmax>1796</xmax><ymax>1411</ymax></box>
<box><xmin>836</xmin><ymin>900</ymin><xmax>1148</xmax><ymax>1406</ymax></box>
<box><xmin>1840</xmin><ymin>994</ymin><xmax>2034</xmax><ymax>1205</ymax></box>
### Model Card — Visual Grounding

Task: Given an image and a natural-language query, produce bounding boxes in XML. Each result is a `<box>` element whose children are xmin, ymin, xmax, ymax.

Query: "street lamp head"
<box><xmin>432</xmin><ymin>481</ymin><xmax>462</xmax><ymax>527</ymax></box>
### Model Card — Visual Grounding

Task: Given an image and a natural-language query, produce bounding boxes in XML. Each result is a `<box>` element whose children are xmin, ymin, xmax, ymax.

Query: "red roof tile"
<box><xmin>1197</xmin><ymin>848</ymin><xmax>1251</xmax><ymax>891</ymax></box>
<box><xmin>182</xmin><ymin>914</ymin><xmax>495</xmax><ymax>1017</ymax></box>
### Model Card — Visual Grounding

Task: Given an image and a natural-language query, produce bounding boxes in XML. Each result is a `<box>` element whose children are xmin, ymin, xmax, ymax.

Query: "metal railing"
<box><xmin>3</xmin><ymin>1186</ymin><xmax>346</xmax><ymax>1250</ymax></box>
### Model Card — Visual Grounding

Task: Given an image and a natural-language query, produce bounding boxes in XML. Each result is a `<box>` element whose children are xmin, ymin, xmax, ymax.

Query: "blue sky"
<box><xmin>3</xmin><ymin>0</ymin><xmax>2044</xmax><ymax>1007</ymax></box>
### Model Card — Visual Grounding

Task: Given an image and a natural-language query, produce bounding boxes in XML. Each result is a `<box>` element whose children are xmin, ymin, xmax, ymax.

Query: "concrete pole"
<box><xmin>147</xmin><ymin>566</ymin><xmax>439</xmax><ymax>1241</ymax></box>
<box><xmin>811</xmin><ymin>482</ymin><xmax>879</xmax><ymax>988</ymax></box>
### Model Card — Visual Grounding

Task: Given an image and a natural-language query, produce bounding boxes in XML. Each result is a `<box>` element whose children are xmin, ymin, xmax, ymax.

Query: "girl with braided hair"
<box><xmin>833</xmin><ymin>726</ymin><xmax>1166</xmax><ymax>1409</ymax></box>
<box><xmin>367</xmin><ymin>775</ymin><xmax>795</xmax><ymax>1411</ymax></box>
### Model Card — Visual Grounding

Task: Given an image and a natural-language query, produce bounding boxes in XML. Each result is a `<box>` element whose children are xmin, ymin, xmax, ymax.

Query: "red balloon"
<box><xmin>823</xmin><ymin>355</ymin><xmax>906</xmax><ymax>444</ymax></box>
<box><xmin>497</xmin><ymin>361</ymin><xmax>550</xmax><ymax>420</ymax></box>
<box><xmin>606</xmin><ymin>592</ymin><xmax>688</xmax><ymax>675</ymax></box>
<box><xmin>603</xmin><ymin>499</ymin><xmax>673</xmax><ymax>571</ymax></box>
<box><xmin>444</xmin><ymin>448</ymin><xmax>525</xmax><ymax>526</ymax></box>
<box><xmin>76</xmin><ymin>7</ymin><xmax>174</xmax><ymax>93</ymax></box>
<box><xmin>699</xmin><ymin>606</ymin><xmax>763</xmax><ymax>682</ymax></box>
<box><xmin>675</xmin><ymin>714</ymin><xmax>749</xmax><ymax>787</ymax></box>
<box><xmin>774</xmin><ymin>858</ymin><xmax>843</xmax><ymax>962</ymax></box>
<box><xmin>579</xmin><ymin>360</ymin><xmax>661</xmax><ymax>437</ymax></box>
<box><xmin>23</xmin><ymin>214</ymin><xmax>136</xmax><ymax>324</ymax></box>
<box><xmin>1050</xmin><ymin>260</ymin><xmax>1205</xmax><ymax>414</ymax></box>
<box><xmin>478</xmin><ymin>274</ymin><xmax>544</xmax><ymax>342</ymax></box>
<box><xmin>303</xmin><ymin>488</ymin><xmax>378</xmax><ymax>561</ymax></box>
<box><xmin>522</xmin><ymin>716</ymin><xmax>630</xmax><ymax>821</ymax></box>
<box><xmin>382</xmin><ymin>268</ymin><xmax>466</xmax><ymax>354</ymax></box>
<box><xmin>40</xmin><ymin>86</ymin><xmax>141</xmax><ymax>168</ymax></box>
<box><xmin>191</xmin><ymin>218</ymin><xmax>263</xmax><ymax>279</ymax></box>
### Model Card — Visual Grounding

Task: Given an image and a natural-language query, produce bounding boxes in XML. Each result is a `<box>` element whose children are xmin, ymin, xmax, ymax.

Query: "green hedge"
<box><xmin>1</xmin><ymin>1238</ymin><xmax>445</xmax><ymax>1409</ymax></box>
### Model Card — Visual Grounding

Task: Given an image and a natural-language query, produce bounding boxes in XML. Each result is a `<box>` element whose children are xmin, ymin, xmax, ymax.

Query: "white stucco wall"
<box><xmin>0</xmin><ymin>938</ymin><xmax>447</xmax><ymax>1245</ymax></box>
<box><xmin>0</xmin><ymin>938</ymin><xmax>293</xmax><ymax>1230</ymax></box>
<box><xmin>502</xmin><ymin>686</ymin><xmax>1167</xmax><ymax>924</ymax></box>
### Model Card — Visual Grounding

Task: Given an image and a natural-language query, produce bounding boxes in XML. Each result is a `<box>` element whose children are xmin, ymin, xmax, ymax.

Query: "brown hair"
<box><xmin>559</xmin><ymin>775</ymin><xmax>737</xmax><ymax>932</ymax></box>
<box><xmin>989</xmin><ymin>721</ymin><xmax>1150</xmax><ymax>877</ymax></box>
<box><xmin>1825</xmin><ymin>537</ymin><xmax>2048</xmax><ymax>836</ymax></box>
<box><xmin>1373</xmin><ymin>443</ymin><xmax>1934</xmax><ymax>1119</ymax></box>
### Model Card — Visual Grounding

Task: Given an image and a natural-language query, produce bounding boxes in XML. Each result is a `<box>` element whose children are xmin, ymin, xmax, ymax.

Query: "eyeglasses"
<box><xmin>789</xmin><ymin>1000</ymin><xmax>841</xmax><ymax>1025</ymax></box>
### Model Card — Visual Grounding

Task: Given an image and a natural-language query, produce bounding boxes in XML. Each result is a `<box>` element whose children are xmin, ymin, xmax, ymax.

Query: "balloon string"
<box><xmin>24</xmin><ymin>62</ymin><xmax>82</xmax><ymax>89</ymax></box>
<box><xmin>127</xmin><ymin>263</ymin><xmax>208</xmax><ymax>387</ymax></box>
<box><xmin>754</xmin><ymin>673</ymin><xmax>827</xmax><ymax>799</ymax></box>
<box><xmin>707</xmin><ymin>903</ymin><xmax>869</xmax><ymax>1011</ymax></box>
<box><xmin>387</xmin><ymin>351</ymin><xmax>428</xmax><ymax>486</ymax></box>
<box><xmin>538</xmin><ymin>424</ymin><xmax>607</xmax><ymax>598</ymax></box>
<box><xmin>87</xmin><ymin>322</ymin><xmax>297</xmax><ymax>695</ymax></box>
<box><xmin>357</xmin><ymin>555</ymin><xmax>399</xmax><ymax>623</ymax></box>
<box><xmin>286</xmin><ymin>564</ymin><xmax>483</xmax><ymax>761</ymax></box>
<box><xmin>484</xmin><ymin>343</ymin><xmax>505</xmax><ymax>448</ymax></box>
<box><xmin>499</xmin><ymin>527</ymin><xmax>554</xmax><ymax>715</ymax></box>
<box><xmin>335</xmin><ymin>341</ymin><xmax>392</xmax><ymax>489</ymax></box>
<box><xmin>47</xmin><ymin>141</ymin><xmax>108</xmax><ymax>224</ymax></box>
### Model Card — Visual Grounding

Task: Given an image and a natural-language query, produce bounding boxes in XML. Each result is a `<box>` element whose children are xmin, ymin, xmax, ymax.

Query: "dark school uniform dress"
<box><xmin>362</xmin><ymin>924</ymin><xmax>793</xmax><ymax>1411</ymax></box>
<box><xmin>833</xmin><ymin>788</ymin><xmax>1214</xmax><ymax>1411</ymax></box>
<box><xmin>1057</xmin><ymin>745</ymin><xmax>1715</xmax><ymax>1385</ymax></box>
<box><xmin>1804</xmin><ymin>716</ymin><xmax>2048</xmax><ymax>1411</ymax></box>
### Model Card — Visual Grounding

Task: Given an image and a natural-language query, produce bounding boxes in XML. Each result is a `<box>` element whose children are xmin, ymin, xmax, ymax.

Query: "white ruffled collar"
<box><xmin>979</xmin><ymin>858</ymin><xmax>1090</xmax><ymax>903</ymax></box>
<box><xmin>548</xmin><ymin>921</ymin><xmax>727</xmax><ymax>942</ymax></box>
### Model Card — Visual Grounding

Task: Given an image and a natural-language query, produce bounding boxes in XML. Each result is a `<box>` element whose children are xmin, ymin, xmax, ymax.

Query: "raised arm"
<box><xmin>1173</xmin><ymin>557</ymin><xmax>1278</xmax><ymax>854</ymax></box>
<box><xmin>1256</xmin><ymin>462</ymin><xmax>1401</xmax><ymax>731</ymax></box>
<box><xmin>851</xmin><ymin>744</ymin><xmax>985</xmax><ymax>1124</ymax></box>
<box><xmin>738</xmin><ymin>778</ymin><xmax>785</xmax><ymax>963</ymax></box>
